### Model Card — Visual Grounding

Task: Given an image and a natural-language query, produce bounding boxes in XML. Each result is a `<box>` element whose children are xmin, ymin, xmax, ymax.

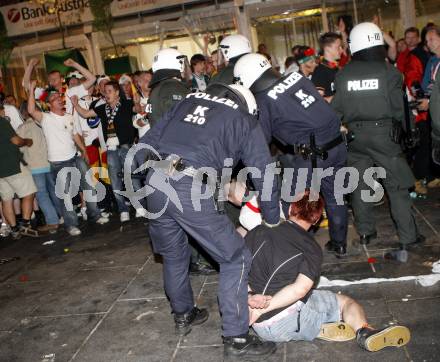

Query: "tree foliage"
<box><xmin>89</xmin><ymin>0</ymin><xmax>119</xmax><ymax>56</ymax></box>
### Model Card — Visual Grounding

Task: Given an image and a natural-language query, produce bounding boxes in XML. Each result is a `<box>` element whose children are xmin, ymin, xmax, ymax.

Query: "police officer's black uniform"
<box><xmin>147</xmin><ymin>69</ymin><xmax>189</xmax><ymax>127</ymax></box>
<box><xmin>250</xmin><ymin>69</ymin><xmax>348</xmax><ymax>256</ymax></box>
<box><xmin>138</xmin><ymin>85</ymin><xmax>280</xmax><ymax>354</ymax></box>
<box><xmin>332</xmin><ymin>53</ymin><xmax>418</xmax><ymax>247</ymax></box>
<box><xmin>210</xmin><ymin>55</ymin><xmax>244</xmax><ymax>85</ymax></box>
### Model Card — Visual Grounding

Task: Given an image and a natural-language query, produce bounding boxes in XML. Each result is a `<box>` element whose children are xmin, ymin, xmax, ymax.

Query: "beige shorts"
<box><xmin>0</xmin><ymin>164</ymin><xmax>37</xmax><ymax>201</ymax></box>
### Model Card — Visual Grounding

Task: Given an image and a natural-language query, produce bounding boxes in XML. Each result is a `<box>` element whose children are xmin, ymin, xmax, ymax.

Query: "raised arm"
<box><xmin>23</xmin><ymin>58</ymin><xmax>39</xmax><ymax>93</ymax></box>
<box><xmin>64</xmin><ymin>58</ymin><xmax>96</xmax><ymax>90</ymax></box>
<box><xmin>70</xmin><ymin>95</ymin><xmax>97</xmax><ymax>119</ymax></box>
<box><xmin>27</xmin><ymin>80</ymin><xmax>43</xmax><ymax>123</ymax></box>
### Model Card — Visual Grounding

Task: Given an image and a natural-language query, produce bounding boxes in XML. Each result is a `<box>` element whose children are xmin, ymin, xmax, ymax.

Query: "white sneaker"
<box><xmin>59</xmin><ymin>217</ymin><xmax>64</xmax><ymax>225</ymax></box>
<box><xmin>0</xmin><ymin>223</ymin><xmax>11</xmax><ymax>237</ymax></box>
<box><xmin>120</xmin><ymin>212</ymin><xmax>130</xmax><ymax>223</ymax></box>
<box><xmin>96</xmin><ymin>216</ymin><xmax>109</xmax><ymax>225</ymax></box>
<box><xmin>67</xmin><ymin>226</ymin><xmax>81</xmax><ymax>236</ymax></box>
<box><xmin>100</xmin><ymin>211</ymin><xmax>111</xmax><ymax>218</ymax></box>
<box><xmin>80</xmin><ymin>207</ymin><xmax>88</xmax><ymax>221</ymax></box>
<box><xmin>135</xmin><ymin>208</ymin><xmax>148</xmax><ymax>218</ymax></box>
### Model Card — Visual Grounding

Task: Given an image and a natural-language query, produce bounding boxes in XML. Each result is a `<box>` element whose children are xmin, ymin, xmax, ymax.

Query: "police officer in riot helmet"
<box><xmin>332</xmin><ymin>22</ymin><xmax>423</xmax><ymax>258</ymax></box>
<box><xmin>137</xmin><ymin>83</ymin><xmax>280</xmax><ymax>359</ymax></box>
<box><xmin>210</xmin><ymin>34</ymin><xmax>252</xmax><ymax>85</ymax></box>
<box><xmin>234</xmin><ymin>53</ymin><xmax>349</xmax><ymax>258</ymax></box>
<box><xmin>149</xmin><ymin>48</ymin><xmax>217</xmax><ymax>275</ymax></box>
<box><xmin>147</xmin><ymin>48</ymin><xmax>190</xmax><ymax>127</ymax></box>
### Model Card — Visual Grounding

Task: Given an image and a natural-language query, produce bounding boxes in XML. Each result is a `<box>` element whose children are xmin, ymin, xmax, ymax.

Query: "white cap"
<box><xmin>118</xmin><ymin>74</ymin><xmax>132</xmax><ymax>85</ymax></box>
<box><xmin>349</xmin><ymin>22</ymin><xmax>384</xmax><ymax>54</ymax></box>
<box><xmin>219</xmin><ymin>34</ymin><xmax>252</xmax><ymax>62</ymax></box>
<box><xmin>97</xmin><ymin>75</ymin><xmax>110</xmax><ymax>85</ymax></box>
<box><xmin>67</xmin><ymin>71</ymin><xmax>84</xmax><ymax>79</ymax></box>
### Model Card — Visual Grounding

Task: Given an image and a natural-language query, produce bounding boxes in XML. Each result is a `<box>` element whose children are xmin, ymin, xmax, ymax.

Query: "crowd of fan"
<box><xmin>0</xmin><ymin>17</ymin><xmax>439</xmax><ymax>240</ymax></box>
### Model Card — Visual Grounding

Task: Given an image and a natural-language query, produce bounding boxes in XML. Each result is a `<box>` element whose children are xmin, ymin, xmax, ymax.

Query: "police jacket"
<box><xmin>332</xmin><ymin>60</ymin><xmax>404</xmax><ymax>124</ymax></box>
<box><xmin>210</xmin><ymin>64</ymin><xmax>234</xmax><ymax>85</ymax></box>
<box><xmin>255</xmin><ymin>72</ymin><xmax>341</xmax><ymax>146</ymax></box>
<box><xmin>139</xmin><ymin>91</ymin><xmax>281</xmax><ymax>224</ymax></box>
<box><xmin>210</xmin><ymin>56</ymin><xmax>243</xmax><ymax>85</ymax></box>
<box><xmin>148</xmin><ymin>78</ymin><xmax>189</xmax><ymax>127</ymax></box>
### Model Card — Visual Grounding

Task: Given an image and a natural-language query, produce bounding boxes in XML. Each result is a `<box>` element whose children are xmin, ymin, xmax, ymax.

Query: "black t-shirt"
<box><xmin>245</xmin><ymin>221</ymin><xmax>323</xmax><ymax>322</ymax></box>
<box><xmin>0</xmin><ymin>117</ymin><xmax>21</xmax><ymax>178</ymax></box>
<box><xmin>93</xmin><ymin>99</ymin><xmax>136</xmax><ymax>145</ymax></box>
<box><xmin>311</xmin><ymin>61</ymin><xmax>339</xmax><ymax>97</ymax></box>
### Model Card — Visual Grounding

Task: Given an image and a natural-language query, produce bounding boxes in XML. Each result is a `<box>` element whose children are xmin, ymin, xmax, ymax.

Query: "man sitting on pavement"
<box><xmin>245</xmin><ymin>190</ymin><xmax>411</xmax><ymax>352</ymax></box>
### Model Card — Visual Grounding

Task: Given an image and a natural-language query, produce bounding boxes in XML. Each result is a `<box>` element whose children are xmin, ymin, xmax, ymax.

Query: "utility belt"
<box><xmin>285</xmin><ymin>133</ymin><xmax>346</xmax><ymax>168</ymax></box>
<box><xmin>347</xmin><ymin>119</ymin><xmax>394</xmax><ymax>129</ymax></box>
<box><xmin>148</xmin><ymin>155</ymin><xmax>226</xmax><ymax>214</ymax></box>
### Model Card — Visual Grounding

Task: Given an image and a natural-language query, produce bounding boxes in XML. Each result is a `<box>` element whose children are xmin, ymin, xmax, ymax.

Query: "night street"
<box><xmin>1</xmin><ymin>192</ymin><xmax>439</xmax><ymax>362</ymax></box>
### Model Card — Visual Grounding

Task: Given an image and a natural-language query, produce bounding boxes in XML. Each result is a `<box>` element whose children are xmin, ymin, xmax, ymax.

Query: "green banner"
<box><xmin>104</xmin><ymin>56</ymin><xmax>138</xmax><ymax>76</ymax></box>
<box><xmin>44</xmin><ymin>48</ymin><xmax>88</xmax><ymax>75</ymax></box>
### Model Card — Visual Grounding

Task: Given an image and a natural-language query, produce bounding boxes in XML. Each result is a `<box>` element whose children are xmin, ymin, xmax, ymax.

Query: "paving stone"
<box><xmin>175</xmin><ymin>343</ymin><xmax>285</xmax><ymax>362</ymax></box>
<box><xmin>0</xmin><ymin>314</ymin><xmax>101</xmax><ymax>362</ymax></box>
<box><xmin>31</xmin><ymin>267</ymin><xmax>139</xmax><ymax>316</ymax></box>
<box><xmin>73</xmin><ymin>299</ymin><xmax>178</xmax><ymax>362</ymax></box>
<box><xmin>0</xmin><ymin>281</ymin><xmax>57</xmax><ymax>331</ymax></box>
<box><xmin>387</xmin><ymin>297</ymin><xmax>440</xmax><ymax>362</ymax></box>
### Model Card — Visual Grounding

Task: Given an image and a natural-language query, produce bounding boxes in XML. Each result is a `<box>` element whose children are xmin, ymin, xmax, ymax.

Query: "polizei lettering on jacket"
<box><xmin>347</xmin><ymin>79</ymin><xmax>379</xmax><ymax>91</ymax></box>
<box><xmin>186</xmin><ymin>92</ymin><xmax>239</xmax><ymax>109</ymax></box>
<box><xmin>267</xmin><ymin>72</ymin><xmax>303</xmax><ymax>100</ymax></box>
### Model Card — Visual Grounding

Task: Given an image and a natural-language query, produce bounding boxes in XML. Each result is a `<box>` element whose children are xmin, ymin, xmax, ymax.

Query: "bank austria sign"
<box><xmin>1</xmin><ymin>0</ymin><xmax>196</xmax><ymax>37</ymax></box>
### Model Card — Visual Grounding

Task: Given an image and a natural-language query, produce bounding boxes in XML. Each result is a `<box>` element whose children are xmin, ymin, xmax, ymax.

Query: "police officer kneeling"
<box><xmin>138</xmin><ymin>84</ymin><xmax>281</xmax><ymax>359</ymax></box>
<box><xmin>332</xmin><ymin>22</ymin><xmax>423</xmax><ymax>256</ymax></box>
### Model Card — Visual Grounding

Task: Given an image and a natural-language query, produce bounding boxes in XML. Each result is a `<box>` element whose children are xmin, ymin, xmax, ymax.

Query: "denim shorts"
<box><xmin>252</xmin><ymin>290</ymin><xmax>340</xmax><ymax>342</ymax></box>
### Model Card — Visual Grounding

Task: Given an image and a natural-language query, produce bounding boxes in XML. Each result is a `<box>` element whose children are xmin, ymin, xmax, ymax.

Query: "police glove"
<box><xmin>432</xmin><ymin>138</ymin><xmax>440</xmax><ymax>166</ymax></box>
<box><xmin>390</xmin><ymin>120</ymin><xmax>404</xmax><ymax>144</ymax></box>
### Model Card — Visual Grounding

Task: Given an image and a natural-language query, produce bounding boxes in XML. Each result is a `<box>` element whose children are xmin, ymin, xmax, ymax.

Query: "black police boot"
<box><xmin>356</xmin><ymin>325</ymin><xmax>410</xmax><ymax>352</ymax></box>
<box><xmin>403</xmin><ymin>234</ymin><xmax>425</xmax><ymax>249</ymax></box>
<box><xmin>325</xmin><ymin>241</ymin><xmax>347</xmax><ymax>258</ymax></box>
<box><xmin>385</xmin><ymin>234</ymin><xmax>425</xmax><ymax>262</ymax></box>
<box><xmin>359</xmin><ymin>232</ymin><xmax>377</xmax><ymax>245</ymax></box>
<box><xmin>189</xmin><ymin>262</ymin><xmax>217</xmax><ymax>276</ymax></box>
<box><xmin>223</xmin><ymin>333</ymin><xmax>276</xmax><ymax>360</ymax></box>
<box><xmin>174</xmin><ymin>307</ymin><xmax>209</xmax><ymax>336</ymax></box>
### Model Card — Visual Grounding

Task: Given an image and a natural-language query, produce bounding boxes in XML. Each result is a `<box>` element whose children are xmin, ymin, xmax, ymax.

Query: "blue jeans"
<box><xmin>107</xmin><ymin>145</ymin><xmax>143</xmax><ymax>213</ymax></box>
<box><xmin>253</xmin><ymin>290</ymin><xmax>340</xmax><ymax>342</ymax></box>
<box><xmin>50</xmin><ymin>156</ymin><xmax>101</xmax><ymax>228</ymax></box>
<box><xmin>32</xmin><ymin>172</ymin><xmax>62</xmax><ymax>225</ymax></box>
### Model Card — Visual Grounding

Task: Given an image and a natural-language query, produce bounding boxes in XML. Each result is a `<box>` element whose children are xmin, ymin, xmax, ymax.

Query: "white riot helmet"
<box><xmin>152</xmin><ymin>48</ymin><xmax>185</xmax><ymax>73</ymax></box>
<box><xmin>228</xmin><ymin>84</ymin><xmax>258</xmax><ymax>116</ymax></box>
<box><xmin>349</xmin><ymin>22</ymin><xmax>384</xmax><ymax>54</ymax></box>
<box><xmin>219</xmin><ymin>34</ymin><xmax>252</xmax><ymax>62</ymax></box>
<box><xmin>233</xmin><ymin>53</ymin><xmax>272</xmax><ymax>90</ymax></box>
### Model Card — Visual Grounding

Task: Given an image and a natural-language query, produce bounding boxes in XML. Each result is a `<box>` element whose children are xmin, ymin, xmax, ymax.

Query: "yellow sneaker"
<box><xmin>319</xmin><ymin>218</ymin><xmax>329</xmax><ymax>228</ymax></box>
<box><xmin>427</xmin><ymin>178</ymin><xmax>440</xmax><ymax>189</ymax></box>
<box><xmin>414</xmin><ymin>180</ymin><xmax>427</xmax><ymax>195</ymax></box>
<box><xmin>317</xmin><ymin>322</ymin><xmax>356</xmax><ymax>342</ymax></box>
